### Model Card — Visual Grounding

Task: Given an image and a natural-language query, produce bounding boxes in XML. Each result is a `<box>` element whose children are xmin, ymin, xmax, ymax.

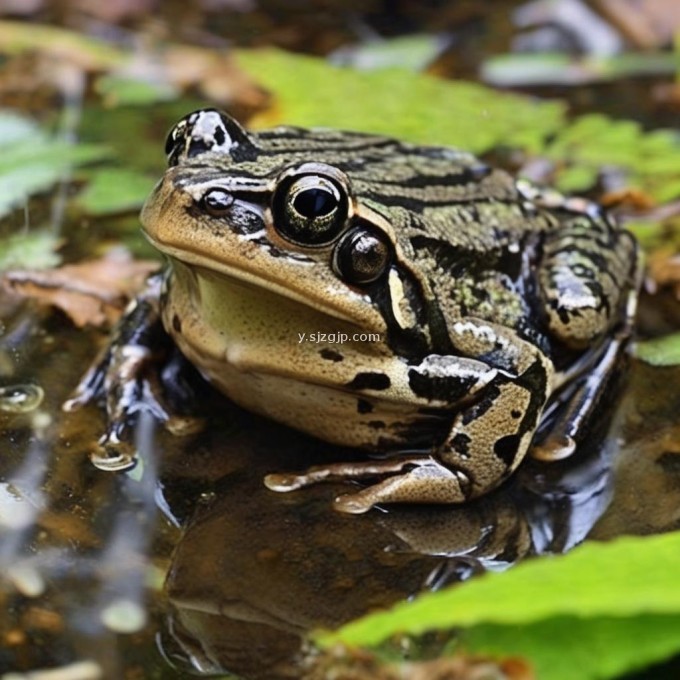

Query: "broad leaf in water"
<box><xmin>320</xmin><ymin>532</ymin><xmax>680</xmax><ymax>679</ymax></box>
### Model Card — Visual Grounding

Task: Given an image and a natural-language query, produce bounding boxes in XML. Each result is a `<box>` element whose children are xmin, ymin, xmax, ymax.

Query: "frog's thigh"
<box><xmin>442</xmin><ymin>318</ymin><xmax>553</xmax><ymax>496</ymax></box>
<box><xmin>539</xmin><ymin>218</ymin><xmax>636</xmax><ymax>348</ymax></box>
<box><xmin>439</xmin><ymin>372</ymin><xmax>543</xmax><ymax>498</ymax></box>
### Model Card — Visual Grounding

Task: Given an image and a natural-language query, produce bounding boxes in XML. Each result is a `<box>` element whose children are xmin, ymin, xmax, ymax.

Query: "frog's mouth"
<box><xmin>148</xmin><ymin>235</ymin><xmax>389</xmax><ymax>335</ymax></box>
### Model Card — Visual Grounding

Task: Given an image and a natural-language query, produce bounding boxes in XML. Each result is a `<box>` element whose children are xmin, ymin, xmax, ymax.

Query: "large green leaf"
<box><xmin>320</xmin><ymin>532</ymin><xmax>680</xmax><ymax>679</ymax></box>
<box><xmin>462</xmin><ymin>614</ymin><xmax>680</xmax><ymax>680</ymax></box>
<box><xmin>235</xmin><ymin>48</ymin><xmax>567</xmax><ymax>154</ymax></box>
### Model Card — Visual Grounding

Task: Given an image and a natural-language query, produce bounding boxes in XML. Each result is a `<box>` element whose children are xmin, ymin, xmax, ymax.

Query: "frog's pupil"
<box><xmin>293</xmin><ymin>188</ymin><xmax>336</xmax><ymax>218</ymax></box>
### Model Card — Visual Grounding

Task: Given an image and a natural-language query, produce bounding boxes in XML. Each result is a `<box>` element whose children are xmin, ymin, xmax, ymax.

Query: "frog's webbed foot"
<box><xmin>64</xmin><ymin>276</ymin><xmax>204</xmax><ymax>470</ymax></box>
<box><xmin>265</xmin><ymin>456</ymin><xmax>471</xmax><ymax>514</ymax></box>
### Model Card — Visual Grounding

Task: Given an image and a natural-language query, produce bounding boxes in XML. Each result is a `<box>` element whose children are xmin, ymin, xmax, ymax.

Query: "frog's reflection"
<box><xmin>155</xmin><ymin>402</ymin><xmax>617</xmax><ymax>679</ymax></box>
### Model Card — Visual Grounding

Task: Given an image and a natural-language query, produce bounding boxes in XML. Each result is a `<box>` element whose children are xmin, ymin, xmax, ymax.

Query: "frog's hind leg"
<box><xmin>265</xmin><ymin>455</ymin><xmax>470</xmax><ymax>514</ymax></box>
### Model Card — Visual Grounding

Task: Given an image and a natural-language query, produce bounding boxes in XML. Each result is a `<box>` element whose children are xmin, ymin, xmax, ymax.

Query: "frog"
<box><xmin>66</xmin><ymin>108</ymin><xmax>640</xmax><ymax>514</ymax></box>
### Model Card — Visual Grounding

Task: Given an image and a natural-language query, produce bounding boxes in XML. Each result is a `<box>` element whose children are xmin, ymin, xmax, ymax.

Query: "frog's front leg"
<box><xmin>64</xmin><ymin>275</ymin><xmax>201</xmax><ymax>468</ymax></box>
<box><xmin>266</xmin><ymin>321</ymin><xmax>553</xmax><ymax>513</ymax></box>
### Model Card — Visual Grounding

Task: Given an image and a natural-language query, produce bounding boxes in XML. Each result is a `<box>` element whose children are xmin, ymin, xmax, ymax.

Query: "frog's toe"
<box><xmin>333</xmin><ymin>462</ymin><xmax>470</xmax><ymax>513</ymax></box>
<box><xmin>263</xmin><ymin>471</ymin><xmax>323</xmax><ymax>492</ymax></box>
<box><xmin>531</xmin><ymin>434</ymin><xmax>576</xmax><ymax>461</ymax></box>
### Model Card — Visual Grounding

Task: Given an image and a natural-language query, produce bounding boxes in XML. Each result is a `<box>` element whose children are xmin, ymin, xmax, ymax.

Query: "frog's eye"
<box><xmin>333</xmin><ymin>227</ymin><xmax>391</xmax><ymax>285</ymax></box>
<box><xmin>273</xmin><ymin>173</ymin><xmax>349</xmax><ymax>246</ymax></box>
<box><xmin>200</xmin><ymin>188</ymin><xmax>234</xmax><ymax>217</ymax></box>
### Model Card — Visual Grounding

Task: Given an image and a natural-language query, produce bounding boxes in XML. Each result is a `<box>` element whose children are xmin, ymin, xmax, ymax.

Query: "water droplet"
<box><xmin>0</xmin><ymin>384</ymin><xmax>44</xmax><ymax>413</ymax></box>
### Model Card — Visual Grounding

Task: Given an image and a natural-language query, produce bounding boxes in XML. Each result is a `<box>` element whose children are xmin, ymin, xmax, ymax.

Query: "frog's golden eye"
<box><xmin>273</xmin><ymin>173</ymin><xmax>349</xmax><ymax>246</ymax></box>
<box><xmin>333</xmin><ymin>227</ymin><xmax>391</xmax><ymax>285</ymax></box>
<box><xmin>201</xmin><ymin>188</ymin><xmax>234</xmax><ymax>217</ymax></box>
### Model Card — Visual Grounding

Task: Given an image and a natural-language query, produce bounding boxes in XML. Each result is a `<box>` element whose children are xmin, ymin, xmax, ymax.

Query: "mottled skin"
<box><xmin>69</xmin><ymin>109</ymin><xmax>640</xmax><ymax>513</ymax></box>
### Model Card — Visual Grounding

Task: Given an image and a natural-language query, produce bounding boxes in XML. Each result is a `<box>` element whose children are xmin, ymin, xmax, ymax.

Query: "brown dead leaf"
<box><xmin>600</xmin><ymin>187</ymin><xmax>656</xmax><ymax>211</ymax></box>
<box><xmin>2</xmin><ymin>248</ymin><xmax>158</xmax><ymax>329</ymax></box>
<box><xmin>0</xmin><ymin>22</ymin><xmax>267</xmax><ymax>111</ymax></box>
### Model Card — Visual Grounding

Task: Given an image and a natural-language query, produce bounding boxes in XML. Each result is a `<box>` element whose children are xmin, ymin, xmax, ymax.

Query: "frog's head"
<box><xmin>142</xmin><ymin>109</ymin><xmax>435</xmax><ymax>353</ymax></box>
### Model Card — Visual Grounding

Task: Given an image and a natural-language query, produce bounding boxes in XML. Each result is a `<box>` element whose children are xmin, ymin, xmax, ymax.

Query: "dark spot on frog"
<box><xmin>213</xmin><ymin>125</ymin><xmax>226</xmax><ymax>146</ymax></box>
<box><xmin>320</xmin><ymin>348</ymin><xmax>343</xmax><ymax>362</ymax></box>
<box><xmin>346</xmin><ymin>372</ymin><xmax>391</xmax><ymax>391</ymax></box>
<box><xmin>451</xmin><ymin>433</ymin><xmax>471</xmax><ymax>458</ymax></box>
<box><xmin>461</xmin><ymin>386</ymin><xmax>500</xmax><ymax>426</ymax></box>
<box><xmin>494</xmin><ymin>434</ymin><xmax>520</xmax><ymax>465</ymax></box>
<box><xmin>357</xmin><ymin>399</ymin><xmax>373</xmax><ymax>414</ymax></box>
<box><xmin>511</xmin><ymin>409</ymin><xmax>522</xmax><ymax>419</ymax></box>
<box><xmin>368</xmin><ymin>420</ymin><xmax>385</xmax><ymax>429</ymax></box>
<box><xmin>172</xmin><ymin>314</ymin><xmax>182</xmax><ymax>334</ymax></box>
<box><xmin>408</xmin><ymin>367</ymin><xmax>478</xmax><ymax>403</ymax></box>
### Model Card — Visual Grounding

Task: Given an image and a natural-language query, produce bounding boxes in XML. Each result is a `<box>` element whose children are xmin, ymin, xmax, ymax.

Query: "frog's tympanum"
<box><xmin>69</xmin><ymin>109</ymin><xmax>640</xmax><ymax>513</ymax></box>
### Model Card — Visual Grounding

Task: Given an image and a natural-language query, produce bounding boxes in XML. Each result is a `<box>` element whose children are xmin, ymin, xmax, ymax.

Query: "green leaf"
<box><xmin>546</xmin><ymin>113</ymin><xmax>680</xmax><ymax>201</ymax></box>
<box><xmin>461</xmin><ymin>614</ymin><xmax>680</xmax><ymax>680</ymax></box>
<box><xmin>0</xmin><ymin>110</ymin><xmax>110</xmax><ymax>219</ymax></box>
<box><xmin>321</xmin><ymin>532</ymin><xmax>680</xmax><ymax>646</ymax></box>
<box><xmin>554</xmin><ymin>165</ymin><xmax>598</xmax><ymax>193</ymax></box>
<box><xmin>235</xmin><ymin>48</ymin><xmax>567</xmax><ymax>154</ymax></box>
<box><xmin>77</xmin><ymin>168</ymin><xmax>156</xmax><ymax>215</ymax></box>
<box><xmin>0</xmin><ymin>231</ymin><xmax>61</xmax><ymax>271</ymax></box>
<box><xmin>634</xmin><ymin>333</ymin><xmax>680</xmax><ymax>366</ymax></box>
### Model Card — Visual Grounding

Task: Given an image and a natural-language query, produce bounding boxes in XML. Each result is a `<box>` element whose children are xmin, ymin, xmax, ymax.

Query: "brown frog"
<box><xmin>67</xmin><ymin>109</ymin><xmax>640</xmax><ymax>513</ymax></box>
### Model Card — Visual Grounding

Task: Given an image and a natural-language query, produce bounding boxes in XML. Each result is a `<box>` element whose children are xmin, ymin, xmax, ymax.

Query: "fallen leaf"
<box><xmin>3</xmin><ymin>249</ymin><xmax>158</xmax><ymax>328</ymax></box>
